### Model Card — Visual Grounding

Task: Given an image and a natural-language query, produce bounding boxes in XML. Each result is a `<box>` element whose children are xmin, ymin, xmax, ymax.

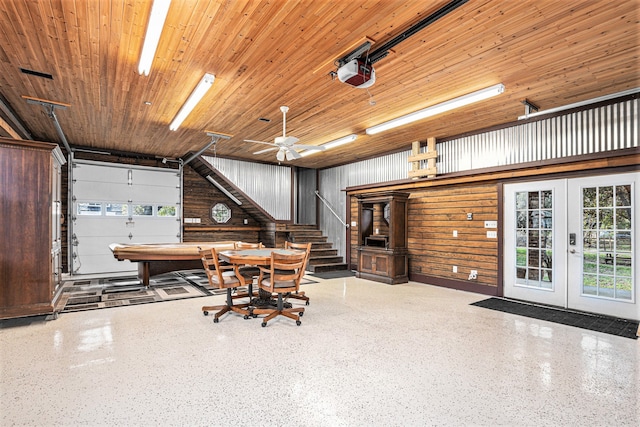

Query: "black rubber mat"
<box><xmin>471</xmin><ymin>297</ymin><xmax>638</xmax><ymax>339</ymax></box>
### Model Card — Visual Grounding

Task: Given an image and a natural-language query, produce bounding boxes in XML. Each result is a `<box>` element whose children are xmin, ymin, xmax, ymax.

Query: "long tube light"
<box><xmin>299</xmin><ymin>134</ymin><xmax>358</xmax><ymax>157</ymax></box>
<box><xmin>517</xmin><ymin>87</ymin><xmax>639</xmax><ymax>120</ymax></box>
<box><xmin>138</xmin><ymin>0</ymin><xmax>171</xmax><ymax>76</ymax></box>
<box><xmin>365</xmin><ymin>83</ymin><xmax>505</xmax><ymax>135</ymax></box>
<box><xmin>206</xmin><ymin>175</ymin><xmax>242</xmax><ymax>206</ymax></box>
<box><xmin>169</xmin><ymin>73</ymin><xmax>215</xmax><ymax>131</ymax></box>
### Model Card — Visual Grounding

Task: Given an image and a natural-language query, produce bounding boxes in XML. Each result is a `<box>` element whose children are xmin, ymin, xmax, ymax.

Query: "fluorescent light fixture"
<box><xmin>169</xmin><ymin>73</ymin><xmax>215</xmax><ymax>131</ymax></box>
<box><xmin>365</xmin><ymin>83</ymin><xmax>505</xmax><ymax>135</ymax></box>
<box><xmin>206</xmin><ymin>175</ymin><xmax>242</xmax><ymax>206</ymax></box>
<box><xmin>138</xmin><ymin>0</ymin><xmax>171</xmax><ymax>76</ymax></box>
<box><xmin>299</xmin><ymin>134</ymin><xmax>358</xmax><ymax>157</ymax></box>
<box><xmin>518</xmin><ymin>87</ymin><xmax>639</xmax><ymax>120</ymax></box>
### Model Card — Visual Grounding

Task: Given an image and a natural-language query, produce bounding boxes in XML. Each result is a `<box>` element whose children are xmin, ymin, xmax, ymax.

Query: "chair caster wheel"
<box><xmin>305</xmin><ymin>301</ymin><xmax>310</xmax><ymax>305</ymax></box>
<box><xmin>203</xmin><ymin>311</ymin><xmax>209</xmax><ymax>316</ymax></box>
<box><xmin>296</xmin><ymin>320</ymin><xmax>301</xmax><ymax>326</ymax></box>
<box><xmin>244</xmin><ymin>315</ymin><xmax>249</xmax><ymax>320</ymax></box>
<box><xmin>213</xmin><ymin>318</ymin><xmax>219</xmax><ymax>323</ymax></box>
<box><xmin>261</xmin><ymin>322</ymin><xmax>267</xmax><ymax>327</ymax></box>
<box><xmin>299</xmin><ymin>312</ymin><xmax>304</xmax><ymax>317</ymax></box>
<box><xmin>252</xmin><ymin>314</ymin><xmax>258</xmax><ymax>318</ymax></box>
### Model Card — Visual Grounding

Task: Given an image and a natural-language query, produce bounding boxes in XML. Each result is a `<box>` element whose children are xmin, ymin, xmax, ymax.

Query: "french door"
<box><xmin>504</xmin><ymin>172</ymin><xmax>638</xmax><ymax>321</ymax></box>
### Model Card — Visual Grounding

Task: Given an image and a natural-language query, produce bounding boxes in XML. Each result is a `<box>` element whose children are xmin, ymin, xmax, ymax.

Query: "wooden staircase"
<box><xmin>286</xmin><ymin>225</ymin><xmax>348</xmax><ymax>273</ymax></box>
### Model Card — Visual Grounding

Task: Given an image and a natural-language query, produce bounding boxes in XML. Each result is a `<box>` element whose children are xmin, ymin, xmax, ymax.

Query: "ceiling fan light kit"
<box><xmin>365</xmin><ymin>83</ymin><xmax>505</xmax><ymax>135</ymax></box>
<box><xmin>169</xmin><ymin>73</ymin><xmax>215</xmax><ymax>131</ymax></box>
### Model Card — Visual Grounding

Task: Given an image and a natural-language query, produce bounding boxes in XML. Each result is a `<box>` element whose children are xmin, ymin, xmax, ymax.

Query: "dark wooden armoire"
<box><xmin>1</xmin><ymin>138</ymin><xmax>66</xmax><ymax>319</ymax></box>
<box><xmin>356</xmin><ymin>191</ymin><xmax>409</xmax><ymax>284</ymax></box>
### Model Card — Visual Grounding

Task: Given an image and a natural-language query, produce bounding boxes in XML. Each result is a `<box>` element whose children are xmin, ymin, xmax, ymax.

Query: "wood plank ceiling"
<box><xmin>0</xmin><ymin>0</ymin><xmax>638</xmax><ymax>169</ymax></box>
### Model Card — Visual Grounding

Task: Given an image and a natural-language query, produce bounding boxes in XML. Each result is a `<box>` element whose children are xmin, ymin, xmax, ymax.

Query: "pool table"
<box><xmin>109</xmin><ymin>241</ymin><xmax>236</xmax><ymax>286</ymax></box>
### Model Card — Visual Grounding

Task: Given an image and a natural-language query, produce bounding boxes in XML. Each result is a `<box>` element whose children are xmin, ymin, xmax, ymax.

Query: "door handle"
<box><xmin>569</xmin><ymin>249</ymin><xmax>580</xmax><ymax>254</ymax></box>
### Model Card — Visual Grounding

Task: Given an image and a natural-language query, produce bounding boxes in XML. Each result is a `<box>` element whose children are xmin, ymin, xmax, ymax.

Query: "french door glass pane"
<box><xmin>581</xmin><ymin>185</ymin><xmax>633</xmax><ymax>300</ymax></box>
<box><xmin>515</xmin><ymin>190</ymin><xmax>553</xmax><ymax>289</ymax></box>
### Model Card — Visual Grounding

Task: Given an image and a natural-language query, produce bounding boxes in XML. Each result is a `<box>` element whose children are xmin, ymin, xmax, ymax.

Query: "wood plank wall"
<box><xmin>349</xmin><ymin>183</ymin><xmax>498</xmax><ymax>288</ymax></box>
<box><xmin>407</xmin><ymin>183</ymin><xmax>498</xmax><ymax>287</ymax></box>
<box><xmin>182</xmin><ymin>166</ymin><xmax>261</xmax><ymax>243</ymax></box>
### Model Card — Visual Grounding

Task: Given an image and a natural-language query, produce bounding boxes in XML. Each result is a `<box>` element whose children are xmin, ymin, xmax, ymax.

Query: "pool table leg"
<box><xmin>138</xmin><ymin>262</ymin><xmax>150</xmax><ymax>287</ymax></box>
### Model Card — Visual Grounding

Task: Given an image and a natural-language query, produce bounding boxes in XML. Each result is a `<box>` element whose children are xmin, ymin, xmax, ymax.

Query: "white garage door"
<box><xmin>72</xmin><ymin>161</ymin><xmax>181</xmax><ymax>274</ymax></box>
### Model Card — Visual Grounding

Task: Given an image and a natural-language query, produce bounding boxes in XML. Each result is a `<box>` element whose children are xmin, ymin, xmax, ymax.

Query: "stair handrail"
<box><xmin>315</xmin><ymin>190</ymin><xmax>349</xmax><ymax>228</ymax></box>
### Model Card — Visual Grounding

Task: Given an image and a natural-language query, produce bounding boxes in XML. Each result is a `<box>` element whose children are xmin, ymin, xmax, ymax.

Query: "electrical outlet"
<box><xmin>453</xmin><ymin>266</ymin><xmax>458</xmax><ymax>273</ymax></box>
<box><xmin>470</xmin><ymin>270</ymin><xmax>477</xmax><ymax>276</ymax></box>
<box><xmin>453</xmin><ymin>230</ymin><xmax>458</xmax><ymax>237</ymax></box>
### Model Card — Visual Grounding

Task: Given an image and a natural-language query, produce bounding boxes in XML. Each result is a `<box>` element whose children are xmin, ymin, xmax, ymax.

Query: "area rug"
<box><xmin>471</xmin><ymin>297</ymin><xmax>639</xmax><ymax>340</ymax></box>
<box><xmin>58</xmin><ymin>269</ymin><xmax>309</xmax><ymax>313</ymax></box>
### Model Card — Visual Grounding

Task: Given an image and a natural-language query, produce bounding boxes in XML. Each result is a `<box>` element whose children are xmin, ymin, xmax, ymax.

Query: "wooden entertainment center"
<box><xmin>355</xmin><ymin>191</ymin><xmax>409</xmax><ymax>284</ymax></box>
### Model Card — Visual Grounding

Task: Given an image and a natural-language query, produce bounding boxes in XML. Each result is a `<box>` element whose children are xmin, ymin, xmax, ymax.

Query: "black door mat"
<box><xmin>471</xmin><ymin>298</ymin><xmax>639</xmax><ymax>340</ymax></box>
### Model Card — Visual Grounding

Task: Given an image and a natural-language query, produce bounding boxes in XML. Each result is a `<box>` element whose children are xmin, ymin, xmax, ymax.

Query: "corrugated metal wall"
<box><xmin>320</xmin><ymin>97</ymin><xmax>639</xmax><ymax>259</ymax></box>
<box><xmin>317</xmin><ymin>152</ymin><xmax>411</xmax><ymax>260</ymax></box>
<box><xmin>438</xmin><ymin>98</ymin><xmax>638</xmax><ymax>173</ymax></box>
<box><xmin>202</xmin><ymin>156</ymin><xmax>291</xmax><ymax>221</ymax></box>
<box><xmin>297</xmin><ymin>168</ymin><xmax>316</xmax><ymax>225</ymax></box>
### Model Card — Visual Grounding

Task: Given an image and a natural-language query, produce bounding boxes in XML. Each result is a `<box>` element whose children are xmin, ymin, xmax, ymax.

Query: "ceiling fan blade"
<box><xmin>286</xmin><ymin>147</ymin><xmax>302</xmax><ymax>160</ymax></box>
<box><xmin>292</xmin><ymin>144</ymin><xmax>327</xmax><ymax>151</ymax></box>
<box><xmin>253</xmin><ymin>147</ymin><xmax>279</xmax><ymax>155</ymax></box>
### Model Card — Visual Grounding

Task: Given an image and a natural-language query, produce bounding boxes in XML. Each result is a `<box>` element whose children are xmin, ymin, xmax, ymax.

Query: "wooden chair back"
<box><xmin>259</xmin><ymin>251</ymin><xmax>307</xmax><ymax>294</ymax></box>
<box><xmin>235</xmin><ymin>241</ymin><xmax>264</xmax><ymax>249</ymax></box>
<box><xmin>199</xmin><ymin>247</ymin><xmax>239</xmax><ymax>290</ymax></box>
<box><xmin>285</xmin><ymin>241</ymin><xmax>312</xmax><ymax>271</ymax></box>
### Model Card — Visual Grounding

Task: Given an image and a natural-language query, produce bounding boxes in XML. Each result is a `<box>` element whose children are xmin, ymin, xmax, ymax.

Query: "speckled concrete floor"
<box><xmin>1</xmin><ymin>276</ymin><xmax>638</xmax><ymax>426</ymax></box>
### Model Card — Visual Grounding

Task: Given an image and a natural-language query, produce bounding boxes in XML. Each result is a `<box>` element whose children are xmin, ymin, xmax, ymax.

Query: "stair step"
<box><xmin>290</xmin><ymin>230</ymin><xmax>324</xmax><ymax>237</ymax></box>
<box><xmin>291</xmin><ymin>236</ymin><xmax>328</xmax><ymax>243</ymax></box>
<box><xmin>309</xmin><ymin>242</ymin><xmax>333</xmax><ymax>249</ymax></box>
<box><xmin>310</xmin><ymin>248</ymin><xmax>338</xmax><ymax>257</ymax></box>
<box><xmin>308</xmin><ymin>263</ymin><xmax>348</xmax><ymax>273</ymax></box>
<box><xmin>308</xmin><ymin>255</ymin><xmax>344</xmax><ymax>265</ymax></box>
<box><xmin>284</xmin><ymin>224</ymin><xmax>318</xmax><ymax>230</ymax></box>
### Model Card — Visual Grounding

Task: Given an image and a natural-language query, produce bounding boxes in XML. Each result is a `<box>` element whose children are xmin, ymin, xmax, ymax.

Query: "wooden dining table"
<box><xmin>218</xmin><ymin>248</ymin><xmax>304</xmax><ymax>308</ymax></box>
<box><xmin>218</xmin><ymin>248</ymin><xmax>303</xmax><ymax>266</ymax></box>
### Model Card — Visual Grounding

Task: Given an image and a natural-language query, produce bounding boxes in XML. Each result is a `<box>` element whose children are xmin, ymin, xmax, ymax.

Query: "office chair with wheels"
<box><xmin>199</xmin><ymin>248</ymin><xmax>251</xmax><ymax>323</ymax></box>
<box><xmin>253</xmin><ymin>250</ymin><xmax>307</xmax><ymax>327</ymax></box>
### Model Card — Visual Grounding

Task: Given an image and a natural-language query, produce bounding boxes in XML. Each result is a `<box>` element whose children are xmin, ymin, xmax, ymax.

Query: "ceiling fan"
<box><xmin>245</xmin><ymin>106</ymin><xmax>326</xmax><ymax>161</ymax></box>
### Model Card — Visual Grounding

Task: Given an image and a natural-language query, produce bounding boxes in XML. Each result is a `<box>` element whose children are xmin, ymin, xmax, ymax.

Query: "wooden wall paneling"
<box><xmin>350</xmin><ymin>182</ymin><xmax>499</xmax><ymax>290</ymax></box>
<box><xmin>1</xmin><ymin>1</ymin><xmax>637</xmax><ymax>169</ymax></box>
<box><xmin>408</xmin><ymin>183</ymin><xmax>498</xmax><ymax>287</ymax></box>
<box><xmin>182</xmin><ymin>166</ymin><xmax>262</xmax><ymax>244</ymax></box>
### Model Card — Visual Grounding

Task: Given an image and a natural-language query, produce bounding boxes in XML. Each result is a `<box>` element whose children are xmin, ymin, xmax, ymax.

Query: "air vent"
<box><xmin>258</xmin><ymin>117</ymin><xmax>271</xmax><ymax>123</ymax></box>
<box><xmin>20</xmin><ymin>68</ymin><xmax>53</xmax><ymax>80</ymax></box>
